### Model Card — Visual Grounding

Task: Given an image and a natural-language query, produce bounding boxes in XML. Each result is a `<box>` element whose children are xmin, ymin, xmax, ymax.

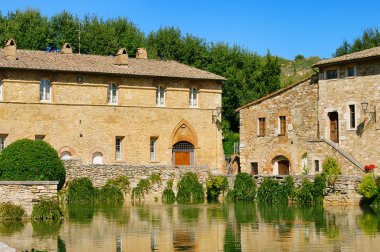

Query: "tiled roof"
<box><xmin>313</xmin><ymin>46</ymin><xmax>380</xmax><ymax>67</ymax></box>
<box><xmin>0</xmin><ymin>49</ymin><xmax>226</xmax><ymax>81</ymax></box>
<box><xmin>236</xmin><ymin>78</ymin><xmax>311</xmax><ymax>111</ymax></box>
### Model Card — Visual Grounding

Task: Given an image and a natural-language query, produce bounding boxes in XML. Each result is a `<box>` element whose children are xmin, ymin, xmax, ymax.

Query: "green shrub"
<box><xmin>67</xmin><ymin>177</ymin><xmax>96</xmax><ymax>203</ymax></box>
<box><xmin>0</xmin><ymin>139</ymin><xmax>66</xmax><ymax>189</ymax></box>
<box><xmin>358</xmin><ymin>175</ymin><xmax>378</xmax><ymax>199</ymax></box>
<box><xmin>132</xmin><ymin>179</ymin><xmax>151</xmax><ymax>201</ymax></box>
<box><xmin>297</xmin><ymin>176</ymin><xmax>326</xmax><ymax>205</ymax></box>
<box><xmin>257</xmin><ymin>177</ymin><xmax>295</xmax><ymax>204</ymax></box>
<box><xmin>206</xmin><ymin>175</ymin><xmax>229</xmax><ymax>201</ymax></box>
<box><xmin>96</xmin><ymin>184</ymin><xmax>124</xmax><ymax>203</ymax></box>
<box><xmin>162</xmin><ymin>189</ymin><xmax>176</xmax><ymax>204</ymax></box>
<box><xmin>322</xmin><ymin>157</ymin><xmax>340</xmax><ymax>186</ymax></box>
<box><xmin>0</xmin><ymin>202</ymin><xmax>25</xmax><ymax>221</ymax></box>
<box><xmin>31</xmin><ymin>198</ymin><xmax>63</xmax><ymax>220</ymax></box>
<box><xmin>227</xmin><ymin>172</ymin><xmax>256</xmax><ymax>201</ymax></box>
<box><xmin>150</xmin><ymin>173</ymin><xmax>162</xmax><ymax>184</ymax></box>
<box><xmin>106</xmin><ymin>176</ymin><xmax>130</xmax><ymax>194</ymax></box>
<box><xmin>312</xmin><ymin>174</ymin><xmax>327</xmax><ymax>204</ymax></box>
<box><xmin>297</xmin><ymin>179</ymin><xmax>314</xmax><ymax>204</ymax></box>
<box><xmin>176</xmin><ymin>172</ymin><xmax>205</xmax><ymax>203</ymax></box>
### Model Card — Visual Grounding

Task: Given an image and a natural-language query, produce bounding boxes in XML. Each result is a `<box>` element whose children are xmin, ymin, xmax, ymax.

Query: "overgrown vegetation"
<box><xmin>161</xmin><ymin>179</ymin><xmax>176</xmax><ymax>204</ymax></box>
<box><xmin>67</xmin><ymin>177</ymin><xmax>124</xmax><ymax>204</ymax></box>
<box><xmin>227</xmin><ymin>172</ymin><xmax>256</xmax><ymax>201</ymax></box>
<box><xmin>31</xmin><ymin>198</ymin><xmax>63</xmax><ymax>220</ymax></box>
<box><xmin>358</xmin><ymin>175</ymin><xmax>378</xmax><ymax>199</ymax></box>
<box><xmin>297</xmin><ymin>174</ymin><xmax>326</xmax><ymax>205</ymax></box>
<box><xmin>257</xmin><ymin>176</ymin><xmax>295</xmax><ymax>204</ymax></box>
<box><xmin>150</xmin><ymin>173</ymin><xmax>162</xmax><ymax>185</ymax></box>
<box><xmin>0</xmin><ymin>202</ymin><xmax>25</xmax><ymax>221</ymax></box>
<box><xmin>279</xmin><ymin>56</ymin><xmax>320</xmax><ymax>87</ymax></box>
<box><xmin>132</xmin><ymin>179</ymin><xmax>151</xmax><ymax>201</ymax></box>
<box><xmin>206</xmin><ymin>175</ymin><xmax>229</xmax><ymax>201</ymax></box>
<box><xmin>322</xmin><ymin>157</ymin><xmax>340</xmax><ymax>187</ymax></box>
<box><xmin>105</xmin><ymin>175</ymin><xmax>130</xmax><ymax>194</ymax></box>
<box><xmin>0</xmin><ymin>139</ymin><xmax>66</xmax><ymax>189</ymax></box>
<box><xmin>176</xmin><ymin>172</ymin><xmax>205</xmax><ymax>203</ymax></box>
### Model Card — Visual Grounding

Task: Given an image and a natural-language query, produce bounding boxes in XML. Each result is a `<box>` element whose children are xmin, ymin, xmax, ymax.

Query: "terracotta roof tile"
<box><xmin>0</xmin><ymin>49</ymin><xmax>226</xmax><ymax>81</ymax></box>
<box><xmin>313</xmin><ymin>46</ymin><xmax>380</xmax><ymax>67</ymax></box>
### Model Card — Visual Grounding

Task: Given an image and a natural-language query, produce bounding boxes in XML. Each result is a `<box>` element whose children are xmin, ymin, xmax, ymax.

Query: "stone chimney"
<box><xmin>136</xmin><ymin>48</ymin><xmax>147</xmax><ymax>59</ymax></box>
<box><xmin>61</xmin><ymin>43</ymin><xmax>72</xmax><ymax>54</ymax></box>
<box><xmin>114</xmin><ymin>48</ymin><xmax>129</xmax><ymax>65</ymax></box>
<box><xmin>4</xmin><ymin>39</ymin><xmax>16</xmax><ymax>60</ymax></box>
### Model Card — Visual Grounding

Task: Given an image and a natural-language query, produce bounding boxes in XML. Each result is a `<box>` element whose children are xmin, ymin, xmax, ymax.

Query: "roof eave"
<box><xmin>313</xmin><ymin>54</ymin><xmax>380</xmax><ymax>68</ymax></box>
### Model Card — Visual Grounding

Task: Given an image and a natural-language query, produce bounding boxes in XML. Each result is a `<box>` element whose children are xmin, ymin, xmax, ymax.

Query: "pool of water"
<box><xmin>1</xmin><ymin>202</ymin><xmax>380</xmax><ymax>251</ymax></box>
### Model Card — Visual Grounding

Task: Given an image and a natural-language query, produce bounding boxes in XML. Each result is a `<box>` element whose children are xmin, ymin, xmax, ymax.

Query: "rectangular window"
<box><xmin>115</xmin><ymin>137</ymin><xmax>123</xmax><ymax>161</ymax></box>
<box><xmin>326</xmin><ymin>69</ymin><xmax>338</xmax><ymax>79</ymax></box>
<box><xmin>279</xmin><ymin>116</ymin><xmax>286</xmax><ymax>135</ymax></box>
<box><xmin>258</xmin><ymin>118</ymin><xmax>266</xmax><ymax>136</ymax></box>
<box><xmin>189</xmin><ymin>87</ymin><xmax>198</xmax><ymax>107</ymax></box>
<box><xmin>0</xmin><ymin>136</ymin><xmax>6</xmax><ymax>151</ymax></box>
<box><xmin>156</xmin><ymin>86</ymin><xmax>165</xmax><ymax>106</ymax></box>
<box><xmin>251</xmin><ymin>162</ymin><xmax>258</xmax><ymax>175</ymax></box>
<box><xmin>347</xmin><ymin>67</ymin><xmax>356</xmax><ymax>77</ymax></box>
<box><xmin>349</xmin><ymin>104</ymin><xmax>356</xmax><ymax>129</ymax></box>
<box><xmin>40</xmin><ymin>79</ymin><xmax>51</xmax><ymax>101</ymax></box>
<box><xmin>0</xmin><ymin>80</ymin><xmax>2</xmax><ymax>101</ymax></box>
<box><xmin>150</xmin><ymin>137</ymin><xmax>157</xmax><ymax>161</ymax></box>
<box><xmin>35</xmin><ymin>135</ymin><xmax>45</xmax><ymax>141</ymax></box>
<box><xmin>314</xmin><ymin>160</ymin><xmax>320</xmax><ymax>172</ymax></box>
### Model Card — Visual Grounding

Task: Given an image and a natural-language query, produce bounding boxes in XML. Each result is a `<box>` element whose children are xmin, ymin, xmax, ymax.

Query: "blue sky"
<box><xmin>1</xmin><ymin>0</ymin><xmax>380</xmax><ymax>59</ymax></box>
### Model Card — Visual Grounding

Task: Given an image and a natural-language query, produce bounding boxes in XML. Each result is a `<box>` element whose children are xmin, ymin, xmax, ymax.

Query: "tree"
<box><xmin>0</xmin><ymin>139</ymin><xmax>66</xmax><ymax>189</ymax></box>
<box><xmin>48</xmin><ymin>11</ymin><xmax>79</xmax><ymax>52</ymax></box>
<box><xmin>147</xmin><ymin>26</ymin><xmax>183</xmax><ymax>60</ymax></box>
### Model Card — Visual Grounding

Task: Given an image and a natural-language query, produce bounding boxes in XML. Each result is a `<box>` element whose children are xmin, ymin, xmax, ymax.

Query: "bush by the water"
<box><xmin>162</xmin><ymin>179</ymin><xmax>175</xmax><ymax>204</ymax></box>
<box><xmin>67</xmin><ymin>177</ymin><xmax>124</xmax><ymax>204</ymax></box>
<box><xmin>0</xmin><ymin>202</ymin><xmax>25</xmax><ymax>221</ymax></box>
<box><xmin>132</xmin><ymin>179</ymin><xmax>151</xmax><ymax>201</ymax></box>
<box><xmin>206</xmin><ymin>175</ymin><xmax>229</xmax><ymax>201</ymax></box>
<box><xmin>322</xmin><ymin>157</ymin><xmax>340</xmax><ymax>187</ymax></box>
<box><xmin>257</xmin><ymin>176</ymin><xmax>294</xmax><ymax>204</ymax></box>
<box><xmin>227</xmin><ymin>172</ymin><xmax>256</xmax><ymax>201</ymax></box>
<box><xmin>0</xmin><ymin>139</ymin><xmax>66</xmax><ymax>189</ymax></box>
<box><xmin>358</xmin><ymin>175</ymin><xmax>378</xmax><ymax>199</ymax></box>
<box><xmin>105</xmin><ymin>176</ymin><xmax>130</xmax><ymax>194</ymax></box>
<box><xmin>297</xmin><ymin>174</ymin><xmax>326</xmax><ymax>205</ymax></box>
<box><xmin>176</xmin><ymin>172</ymin><xmax>205</xmax><ymax>203</ymax></box>
<box><xmin>31</xmin><ymin>198</ymin><xmax>63</xmax><ymax>220</ymax></box>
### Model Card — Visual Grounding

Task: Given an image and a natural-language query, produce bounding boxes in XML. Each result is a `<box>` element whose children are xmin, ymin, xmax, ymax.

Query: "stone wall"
<box><xmin>64</xmin><ymin>160</ymin><xmax>210</xmax><ymax>201</ymax></box>
<box><xmin>0</xmin><ymin>181</ymin><xmax>58</xmax><ymax>215</ymax></box>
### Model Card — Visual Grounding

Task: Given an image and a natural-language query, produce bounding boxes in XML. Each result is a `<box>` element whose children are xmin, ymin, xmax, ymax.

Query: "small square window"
<box><xmin>251</xmin><ymin>162</ymin><xmax>258</xmax><ymax>175</ymax></box>
<box><xmin>326</xmin><ymin>69</ymin><xmax>338</xmax><ymax>79</ymax></box>
<box><xmin>347</xmin><ymin>67</ymin><xmax>356</xmax><ymax>77</ymax></box>
<box><xmin>35</xmin><ymin>135</ymin><xmax>45</xmax><ymax>141</ymax></box>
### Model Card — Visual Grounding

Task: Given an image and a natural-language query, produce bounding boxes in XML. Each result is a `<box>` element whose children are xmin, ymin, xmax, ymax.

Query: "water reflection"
<box><xmin>1</xmin><ymin>203</ymin><xmax>380</xmax><ymax>251</ymax></box>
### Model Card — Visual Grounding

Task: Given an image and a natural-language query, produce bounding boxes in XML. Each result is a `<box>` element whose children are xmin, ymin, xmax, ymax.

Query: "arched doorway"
<box><xmin>272</xmin><ymin>155</ymin><xmax>290</xmax><ymax>175</ymax></box>
<box><xmin>172</xmin><ymin>141</ymin><xmax>194</xmax><ymax>165</ymax></box>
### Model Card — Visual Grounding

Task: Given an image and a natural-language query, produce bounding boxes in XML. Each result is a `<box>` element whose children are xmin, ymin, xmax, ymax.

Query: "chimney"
<box><xmin>114</xmin><ymin>48</ymin><xmax>129</xmax><ymax>65</ymax></box>
<box><xmin>136</xmin><ymin>48</ymin><xmax>147</xmax><ymax>59</ymax></box>
<box><xmin>61</xmin><ymin>43</ymin><xmax>72</xmax><ymax>54</ymax></box>
<box><xmin>4</xmin><ymin>39</ymin><xmax>16</xmax><ymax>60</ymax></box>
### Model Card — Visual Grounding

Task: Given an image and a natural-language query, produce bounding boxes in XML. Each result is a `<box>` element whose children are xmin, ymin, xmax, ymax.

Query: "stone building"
<box><xmin>238</xmin><ymin>46</ymin><xmax>380</xmax><ymax>176</ymax></box>
<box><xmin>0</xmin><ymin>39</ymin><xmax>225</xmax><ymax>171</ymax></box>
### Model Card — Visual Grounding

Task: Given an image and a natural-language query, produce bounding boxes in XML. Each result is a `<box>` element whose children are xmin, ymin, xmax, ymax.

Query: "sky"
<box><xmin>1</xmin><ymin>0</ymin><xmax>380</xmax><ymax>59</ymax></box>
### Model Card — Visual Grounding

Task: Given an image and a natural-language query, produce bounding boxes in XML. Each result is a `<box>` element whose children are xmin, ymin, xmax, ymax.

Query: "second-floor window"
<box><xmin>258</xmin><ymin>118</ymin><xmax>266</xmax><ymax>136</ymax></box>
<box><xmin>346</xmin><ymin>67</ymin><xmax>356</xmax><ymax>77</ymax></box>
<box><xmin>108</xmin><ymin>83</ymin><xmax>118</xmax><ymax>104</ymax></box>
<box><xmin>40</xmin><ymin>79</ymin><xmax>51</xmax><ymax>101</ymax></box>
<box><xmin>326</xmin><ymin>69</ymin><xmax>338</xmax><ymax>79</ymax></box>
<box><xmin>279</xmin><ymin>116</ymin><xmax>286</xmax><ymax>135</ymax></box>
<box><xmin>189</xmin><ymin>87</ymin><xmax>198</xmax><ymax>107</ymax></box>
<box><xmin>349</xmin><ymin>104</ymin><xmax>356</xmax><ymax>129</ymax></box>
<box><xmin>156</xmin><ymin>85</ymin><xmax>165</xmax><ymax>106</ymax></box>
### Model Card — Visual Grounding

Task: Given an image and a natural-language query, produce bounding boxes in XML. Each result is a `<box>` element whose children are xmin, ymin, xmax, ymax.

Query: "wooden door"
<box><xmin>278</xmin><ymin>160</ymin><xmax>289</xmax><ymax>175</ymax></box>
<box><xmin>329</xmin><ymin>112</ymin><xmax>339</xmax><ymax>143</ymax></box>
<box><xmin>174</xmin><ymin>152</ymin><xmax>190</xmax><ymax>165</ymax></box>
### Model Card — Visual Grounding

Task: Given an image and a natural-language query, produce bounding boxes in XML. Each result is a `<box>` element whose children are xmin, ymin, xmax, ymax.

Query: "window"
<box><xmin>0</xmin><ymin>136</ymin><xmax>6</xmax><ymax>151</ymax></box>
<box><xmin>92</xmin><ymin>152</ymin><xmax>103</xmax><ymax>165</ymax></box>
<box><xmin>0</xmin><ymin>80</ymin><xmax>2</xmax><ymax>100</ymax></box>
<box><xmin>279</xmin><ymin>116</ymin><xmax>286</xmax><ymax>135</ymax></box>
<box><xmin>150</xmin><ymin>137</ymin><xmax>157</xmax><ymax>161</ymax></box>
<box><xmin>115</xmin><ymin>137</ymin><xmax>123</xmax><ymax>161</ymax></box>
<box><xmin>326</xmin><ymin>69</ymin><xmax>338</xmax><ymax>79</ymax></box>
<box><xmin>314</xmin><ymin>160</ymin><xmax>320</xmax><ymax>172</ymax></box>
<box><xmin>346</xmin><ymin>67</ymin><xmax>356</xmax><ymax>77</ymax></box>
<box><xmin>258</xmin><ymin>118</ymin><xmax>266</xmax><ymax>136</ymax></box>
<box><xmin>35</xmin><ymin>135</ymin><xmax>45</xmax><ymax>141</ymax></box>
<box><xmin>108</xmin><ymin>83</ymin><xmax>118</xmax><ymax>104</ymax></box>
<box><xmin>40</xmin><ymin>79</ymin><xmax>51</xmax><ymax>101</ymax></box>
<box><xmin>189</xmin><ymin>87</ymin><xmax>198</xmax><ymax>107</ymax></box>
<box><xmin>60</xmin><ymin>151</ymin><xmax>71</xmax><ymax>160</ymax></box>
<box><xmin>156</xmin><ymin>85</ymin><xmax>165</xmax><ymax>106</ymax></box>
<box><xmin>251</xmin><ymin>162</ymin><xmax>258</xmax><ymax>175</ymax></box>
<box><xmin>349</xmin><ymin>104</ymin><xmax>356</xmax><ymax>129</ymax></box>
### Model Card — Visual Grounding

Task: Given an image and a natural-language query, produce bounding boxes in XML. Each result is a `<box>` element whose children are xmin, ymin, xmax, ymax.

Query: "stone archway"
<box><xmin>169</xmin><ymin>119</ymin><xmax>198</xmax><ymax>148</ymax></box>
<box><xmin>272</xmin><ymin>155</ymin><xmax>290</xmax><ymax>175</ymax></box>
<box><xmin>170</xmin><ymin>120</ymin><xmax>198</xmax><ymax>165</ymax></box>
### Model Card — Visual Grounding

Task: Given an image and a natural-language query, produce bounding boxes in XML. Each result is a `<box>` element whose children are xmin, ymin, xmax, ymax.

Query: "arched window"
<box><xmin>108</xmin><ymin>83</ymin><xmax>118</xmax><ymax>104</ymax></box>
<box><xmin>189</xmin><ymin>87</ymin><xmax>198</xmax><ymax>107</ymax></box>
<box><xmin>92</xmin><ymin>152</ymin><xmax>103</xmax><ymax>165</ymax></box>
<box><xmin>156</xmin><ymin>85</ymin><xmax>165</xmax><ymax>106</ymax></box>
<box><xmin>40</xmin><ymin>79</ymin><xmax>51</xmax><ymax>101</ymax></box>
<box><xmin>60</xmin><ymin>151</ymin><xmax>71</xmax><ymax>160</ymax></box>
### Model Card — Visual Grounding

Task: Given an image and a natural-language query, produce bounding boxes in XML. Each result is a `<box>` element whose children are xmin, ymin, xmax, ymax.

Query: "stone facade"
<box><xmin>238</xmin><ymin>79</ymin><xmax>318</xmax><ymax>175</ymax></box>
<box><xmin>0</xmin><ymin>41</ymin><xmax>224</xmax><ymax>171</ymax></box>
<box><xmin>0</xmin><ymin>181</ymin><xmax>58</xmax><ymax>214</ymax></box>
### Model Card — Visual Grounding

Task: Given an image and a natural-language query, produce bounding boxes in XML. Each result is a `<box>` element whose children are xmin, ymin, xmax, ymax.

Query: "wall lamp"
<box><xmin>361</xmin><ymin>102</ymin><xmax>376</xmax><ymax>123</ymax></box>
<box><xmin>212</xmin><ymin>107</ymin><xmax>222</xmax><ymax>123</ymax></box>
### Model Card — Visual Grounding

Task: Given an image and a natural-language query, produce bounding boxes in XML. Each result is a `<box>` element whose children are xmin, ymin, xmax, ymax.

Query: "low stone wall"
<box><xmin>0</xmin><ymin>181</ymin><xmax>58</xmax><ymax>215</ymax></box>
<box><xmin>64</xmin><ymin>159</ymin><xmax>210</xmax><ymax>201</ymax></box>
<box><xmin>252</xmin><ymin>175</ymin><xmax>363</xmax><ymax>205</ymax></box>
